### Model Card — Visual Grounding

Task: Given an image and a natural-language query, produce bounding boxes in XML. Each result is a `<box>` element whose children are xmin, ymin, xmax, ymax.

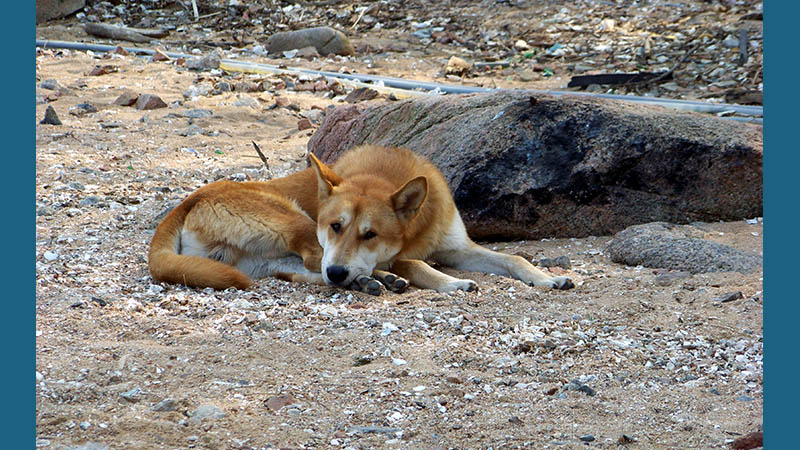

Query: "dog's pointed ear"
<box><xmin>308</xmin><ymin>153</ymin><xmax>343</xmax><ymax>200</ymax></box>
<box><xmin>391</xmin><ymin>176</ymin><xmax>428</xmax><ymax>224</ymax></box>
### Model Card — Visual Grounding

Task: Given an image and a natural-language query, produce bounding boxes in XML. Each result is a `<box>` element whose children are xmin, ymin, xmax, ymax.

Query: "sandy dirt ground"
<box><xmin>36</xmin><ymin>2</ymin><xmax>763</xmax><ymax>449</ymax></box>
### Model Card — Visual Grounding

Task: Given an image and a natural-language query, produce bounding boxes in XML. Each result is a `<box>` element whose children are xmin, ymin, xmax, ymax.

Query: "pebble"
<box><xmin>564</xmin><ymin>379</ymin><xmax>595</xmax><ymax>396</ymax></box>
<box><xmin>36</xmin><ymin>371</ymin><xmax>43</xmax><ymax>383</ymax></box>
<box><xmin>736</xmin><ymin>395</ymin><xmax>754</xmax><ymax>402</ymax></box>
<box><xmin>538</xmin><ymin>255</ymin><xmax>571</xmax><ymax>269</ymax></box>
<box><xmin>135</xmin><ymin>94</ymin><xmax>168</xmax><ymax>110</ymax></box>
<box><xmin>654</xmin><ymin>271</ymin><xmax>690</xmax><ymax>286</ymax></box>
<box><xmin>69</xmin><ymin>103</ymin><xmax>99</xmax><ymax>117</ymax></box>
<box><xmin>186</xmin><ymin>50</ymin><xmax>221</xmax><ymax>71</ymax></box>
<box><xmin>40</xmin><ymin>105</ymin><xmax>62</xmax><ymax>125</ymax></box>
<box><xmin>79</xmin><ymin>421</ymin><xmax>91</xmax><ymax>430</ymax></box>
<box><xmin>722</xmin><ymin>35</ymin><xmax>740</xmax><ymax>48</ymax></box>
<box><xmin>178</xmin><ymin>124</ymin><xmax>204</xmax><ymax>136</ymax></box>
<box><xmin>182</xmin><ymin>108</ymin><xmax>213</xmax><ymax>119</ymax></box>
<box><xmin>715</xmin><ymin>291</ymin><xmax>743</xmax><ymax>303</ymax></box>
<box><xmin>265</xmin><ymin>394</ymin><xmax>296</xmax><ymax>412</ymax></box>
<box><xmin>43</xmin><ymin>251</ymin><xmax>59</xmax><ymax>262</ymax></box>
<box><xmin>579</xmin><ymin>434</ymin><xmax>595</xmax><ymax>442</ymax></box>
<box><xmin>189</xmin><ymin>404</ymin><xmax>227</xmax><ymax>421</ymax></box>
<box><xmin>152</xmin><ymin>398</ymin><xmax>177</xmax><ymax>412</ymax></box>
<box><xmin>40</xmin><ymin>79</ymin><xmax>59</xmax><ymax>90</ymax></box>
<box><xmin>233</xmin><ymin>95</ymin><xmax>260</xmax><ymax>109</ymax></box>
<box><xmin>119</xmin><ymin>387</ymin><xmax>142</xmax><ymax>403</ymax></box>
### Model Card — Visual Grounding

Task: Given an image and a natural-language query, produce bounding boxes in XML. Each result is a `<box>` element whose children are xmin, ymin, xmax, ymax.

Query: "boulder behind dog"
<box><xmin>308</xmin><ymin>91</ymin><xmax>762</xmax><ymax>240</ymax></box>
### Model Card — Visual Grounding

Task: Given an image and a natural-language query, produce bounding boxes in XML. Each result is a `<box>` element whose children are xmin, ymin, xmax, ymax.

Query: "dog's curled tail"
<box><xmin>148</xmin><ymin>197</ymin><xmax>253</xmax><ymax>290</ymax></box>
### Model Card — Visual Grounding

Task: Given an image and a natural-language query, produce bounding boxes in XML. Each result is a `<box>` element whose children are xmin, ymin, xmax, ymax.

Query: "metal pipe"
<box><xmin>36</xmin><ymin>39</ymin><xmax>763</xmax><ymax>122</ymax></box>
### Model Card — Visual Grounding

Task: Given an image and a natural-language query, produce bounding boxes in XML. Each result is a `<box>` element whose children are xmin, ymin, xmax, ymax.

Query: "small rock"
<box><xmin>114</xmin><ymin>91</ymin><xmax>139</xmax><ymax>106</ymax></box>
<box><xmin>730</xmin><ymin>431</ymin><xmax>763</xmax><ymax>450</ymax></box>
<box><xmin>69</xmin><ymin>103</ymin><xmax>98</xmax><ymax>117</ymax></box>
<box><xmin>298</xmin><ymin>118</ymin><xmax>314</xmax><ymax>130</ymax></box>
<box><xmin>618</xmin><ymin>434</ymin><xmax>636</xmax><ymax>444</ymax></box>
<box><xmin>654</xmin><ymin>270</ymin><xmax>690</xmax><ymax>286</ymax></box>
<box><xmin>344</xmin><ymin>87</ymin><xmax>379</xmax><ymax>104</ymax></box>
<box><xmin>79</xmin><ymin>421</ymin><xmax>91</xmax><ymax>430</ymax></box>
<box><xmin>266</xmin><ymin>26</ymin><xmax>355</xmax><ymax>56</ymax></box>
<box><xmin>445</xmin><ymin>56</ymin><xmax>472</xmax><ymax>76</ymax></box>
<box><xmin>40</xmin><ymin>79</ymin><xmax>59</xmax><ymax>90</ymax></box>
<box><xmin>353</xmin><ymin>355</ymin><xmax>373</xmax><ymax>366</ymax></box>
<box><xmin>182</xmin><ymin>109</ymin><xmax>213</xmax><ymax>119</ymax></box>
<box><xmin>43</xmin><ymin>251</ymin><xmax>59</xmax><ymax>262</ymax></box>
<box><xmin>722</xmin><ymin>35</ymin><xmax>740</xmax><ymax>48</ymax></box>
<box><xmin>579</xmin><ymin>434</ymin><xmax>595</xmax><ymax>442</ymax></box>
<box><xmin>178</xmin><ymin>124</ymin><xmax>204</xmax><ymax>137</ymax></box>
<box><xmin>715</xmin><ymin>291</ymin><xmax>743</xmax><ymax>303</ymax></box>
<box><xmin>40</xmin><ymin>105</ymin><xmax>62</xmax><ymax>125</ymax></box>
<box><xmin>151</xmin><ymin>398</ymin><xmax>177</xmax><ymax>412</ymax></box>
<box><xmin>538</xmin><ymin>255</ymin><xmax>571</xmax><ymax>269</ymax></box>
<box><xmin>152</xmin><ymin>48</ymin><xmax>171</xmax><ymax>61</ymax></box>
<box><xmin>736</xmin><ymin>395</ymin><xmax>754</xmax><ymax>402</ymax></box>
<box><xmin>564</xmin><ymin>379</ymin><xmax>595</xmax><ymax>396</ymax></box>
<box><xmin>509</xmin><ymin>416</ymin><xmax>524</xmax><ymax>425</ymax></box>
<box><xmin>119</xmin><ymin>387</ymin><xmax>142</xmax><ymax>403</ymax></box>
<box><xmin>189</xmin><ymin>405</ymin><xmax>226</xmax><ymax>421</ymax></box>
<box><xmin>135</xmin><ymin>94</ymin><xmax>168</xmax><ymax>110</ymax></box>
<box><xmin>186</xmin><ymin>50</ymin><xmax>221</xmax><ymax>71</ymax></box>
<box><xmin>265</xmin><ymin>394</ymin><xmax>297</xmax><ymax>412</ymax></box>
<box><xmin>233</xmin><ymin>95</ymin><xmax>260</xmax><ymax>109</ymax></box>
<box><xmin>183</xmin><ymin>83</ymin><xmax>213</xmax><ymax>99</ymax></box>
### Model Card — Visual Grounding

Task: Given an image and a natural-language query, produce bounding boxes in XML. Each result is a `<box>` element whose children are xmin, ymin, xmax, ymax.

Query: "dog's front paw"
<box><xmin>373</xmin><ymin>271</ymin><xmax>409</xmax><ymax>294</ymax></box>
<box><xmin>548</xmin><ymin>276</ymin><xmax>575</xmax><ymax>290</ymax></box>
<box><xmin>349</xmin><ymin>275</ymin><xmax>384</xmax><ymax>296</ymax></box>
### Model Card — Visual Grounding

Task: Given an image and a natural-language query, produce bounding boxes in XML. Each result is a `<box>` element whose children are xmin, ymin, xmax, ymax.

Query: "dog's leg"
<box><xmin>432</xmin><ymin>243</ymin><xmax>574</xmax><ymax>290</ymax></box>
<box><xmin>390</xmin><ymin>259</ymin><xmax>477</xmax><ymax>293</ymax></box>
<box><xmin>372</xmin><ymin>270</ymin><xmax>409</xmax><ymax>293</ymax></box>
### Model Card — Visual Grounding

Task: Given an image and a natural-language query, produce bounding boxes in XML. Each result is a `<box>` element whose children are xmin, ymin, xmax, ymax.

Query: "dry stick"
<box><xmin>84</xmin><ymin>23</ymin><xmax>152</xmax><ymax>43</ymax></box>
<box><xmin>251</xmin><ymin>141</ymin><xmax>271</xmax><ymax>179</ymax></box>
<box><xmin>623</xmin><ymin>43</ymin><xmax>699</xmax><ymax>88</ymax></box>
<box><xmin>191</xmin><ymin>0</ymin><xmax>200</xmax><ymax>21</ymax></box>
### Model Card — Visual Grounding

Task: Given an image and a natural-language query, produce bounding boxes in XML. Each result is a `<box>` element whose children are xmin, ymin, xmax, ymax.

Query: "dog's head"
<box><xmin>309</xmin><ymin>153</ymin><xmax>427</xmax><ymax>287</ymax></box>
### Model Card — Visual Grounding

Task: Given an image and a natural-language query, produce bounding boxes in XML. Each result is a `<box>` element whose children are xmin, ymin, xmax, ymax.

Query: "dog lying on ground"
<box><xmin>148</xmin><ymin>145</ymin><xmax>575</xmax><ymax>295</ymax></box>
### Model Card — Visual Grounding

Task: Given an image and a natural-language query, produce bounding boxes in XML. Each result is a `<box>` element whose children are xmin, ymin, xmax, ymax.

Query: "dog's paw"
<box><xmin>549</xmin><ymin>276</ymin><xmax>575</xmax><ymax>290</ymax></box>
<box><xmin>373</xmin><ymin>272</ymin><xmax>409</xmax><ymax>294</ymax></box>
<box><xmin>441</xmin><ymin>279</ymin><xmax>478</xmax><ymax>293</ymax></box>
<box><xmin>349</xmin><ymin>275</ymin><xmax>384</xmax><ymax>296</ymax></box>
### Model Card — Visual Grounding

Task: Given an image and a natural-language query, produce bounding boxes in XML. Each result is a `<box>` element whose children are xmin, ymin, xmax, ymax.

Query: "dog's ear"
<box><xmin>308</xmin><ymin>153</ymin><xmax>343</xmax><ymax>200</ymax></box>
<box><xmin>391</xmin><ymin>176</ymin><xmax>428</xmax><ymax>224</ymax></box>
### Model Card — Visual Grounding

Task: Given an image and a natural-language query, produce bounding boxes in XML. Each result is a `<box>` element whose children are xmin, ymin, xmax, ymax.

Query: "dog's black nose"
<box><xmin>326</xmin><ymin>265</ymin><xmax>349</xmax><ymax>284</ymax></box>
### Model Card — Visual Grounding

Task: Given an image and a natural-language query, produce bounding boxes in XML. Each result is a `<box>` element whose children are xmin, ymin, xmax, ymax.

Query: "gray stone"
<box><xmin>266</xmin><ymin>27</ymin><xmax>355</xmax><ymax>56</ymax></box>
<box><xmin>40</xmin><ymin>105</ymin><xmax>62</xmax><ymax>125</ymax></box>
<box><xmin>151</xmin><ymin>398</ymin><xmax>177</xmax><ymax>412</ymax></box>
<box><xmin>182</xmin><ymin>109</ymin><xmax>213</xmax><ymax>119</ymax></box>
<box><xmin>654</xmin><ymin>270</ymin><xmax>690</xmax><ymax>286</ymax></box>
<box><xmin>538</xmin><ymin>255</ymin><xmax>571</xmax><ymax>269</ymax></box>
<box><xmin>186</xmin><ymin>50</ymin><xmax>221</xmax><ymax>71</ymax></box>
<box><xmin>40</xmin><ymin>79</ymin><xmax>59</xmax><ymax>90</ymax></box>
<box><xmin>36</xmin><ymin>0</ymin><xmax>86</xmax><ymax>24</ymax></box>
<box><xmin>308</xmin><ymin>91</ymin><xmax>762</xmax><ymax>240</ymax></box>
<box><xmin>135</xmin><ymin>94</ymin><xmax>168</xmax><ymax>110</ymax></box>
<box><xmin>178</xmin><ymin>124</ymin><xmax>204</xmax><ymax>136</ymax></box>
<box><xmin>607</xmin><ymin>222</ymin><xmax>761</xmax><ymax>273</ymax></box>
<box><xmin>67</xmin><ymin>443</ymin><xmax>109</xmax><ymax>450</ymax></box>
<box><xmin>189</xmin><ymin>404</ymin><xmax>226</xmax><ymax>421</ymax></box>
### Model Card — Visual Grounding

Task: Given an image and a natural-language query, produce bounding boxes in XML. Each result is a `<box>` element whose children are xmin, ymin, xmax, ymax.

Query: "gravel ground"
<box><xmin>36</xmin><ymin>2</ymin><xmax>763</xmax><ymax>449</ymax></box>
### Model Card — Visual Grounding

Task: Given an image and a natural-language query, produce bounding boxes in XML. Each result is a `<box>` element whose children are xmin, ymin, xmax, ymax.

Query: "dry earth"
<box><xmin>36</xmin><ymin>2</ymin><xmax>763</xmax><ymax>449</ymax></box>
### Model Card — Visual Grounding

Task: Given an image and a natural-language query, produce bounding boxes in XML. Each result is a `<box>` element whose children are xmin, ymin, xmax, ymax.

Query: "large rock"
<box><xmin>308</xmin><ymin>91</ymin><xmax>762</xmax><ymax>240</ymax></box>
<box><xmin>606</xmin><ymin>222</ymin><xmax>761</xmax><ymax>273</ymax></box>
<box><xmin>36</xmin><ymin>0</ymin><xmax>85</xmax><ymax>24</ymax></box>
<box><xmin>265</xmin><ymin>27</ymin><xmax>355</xmax><ymax>56</ymax></box>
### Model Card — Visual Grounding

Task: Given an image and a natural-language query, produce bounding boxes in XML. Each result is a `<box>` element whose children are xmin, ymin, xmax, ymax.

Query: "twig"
<box><xmin>191</xmin><ymin>0</ymin><xmax>200</xmax><ymax>21</ymax></box>
<box><xmin>251</xmin><ymin>141</ymin><xmax>271</xmax><ymax>179</ymax></box>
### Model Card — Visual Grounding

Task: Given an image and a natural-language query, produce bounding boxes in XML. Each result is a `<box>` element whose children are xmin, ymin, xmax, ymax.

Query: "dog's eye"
<box><xmin>331</xmin><ymin>223</ymin><xmax>341</xmax><ymax>233</ymax></box>
<box><xmin>363</xmin><ymin>230</ymin><xmax>377</xmax><ymax>240</ymax></box>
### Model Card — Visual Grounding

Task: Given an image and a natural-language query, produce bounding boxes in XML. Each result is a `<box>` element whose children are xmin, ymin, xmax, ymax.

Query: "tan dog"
<box><xmin>148</xmin><ymin>145</ymin><xmax>574</xmax><ymax>294</ymax></box>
